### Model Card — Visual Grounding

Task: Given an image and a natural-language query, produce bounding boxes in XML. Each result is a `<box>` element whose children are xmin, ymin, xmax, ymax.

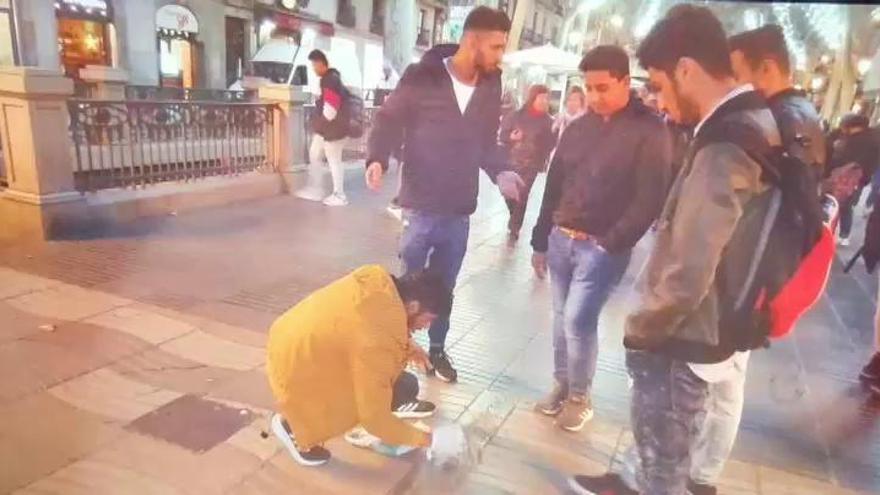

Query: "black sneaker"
<box><xmin>534</xmin><ymin>382</ymin><xmax>568</xmax><ymax>416</ymax></box>
<box><xmin>688</xmin><ymin>480</ymin><xmax>718</xmax><ymax>495</ymax></box>
<box><xmin>859</xmin><ymin>353</ymin><xmax>880</xmax><ymax>382</ymax></box>
<box><xmin>568</xmin><ymin>473</ymin><xmax>637</xmax><ymax>495</ymax></box>
<box><xmin>429</xmin><ymin>349</ymin><xmax>458</xmax><ymax>383</ymax></box>
<box><xmin>393</xmin><ymin>400</ymin><xmax>437</xmax><ymax>419</ymax></box>
<box><xmin>271</xmin><ymin>413</ymin><xmax>331</xmax><ymax>466</ymax></box>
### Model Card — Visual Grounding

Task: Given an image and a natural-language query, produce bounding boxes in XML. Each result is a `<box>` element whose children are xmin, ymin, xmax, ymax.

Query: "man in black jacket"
<box><xmin>365</xmin><ymin>7</ymin><xmax>522</xmax><ymax>383</ymax></box>
<box><xmin>530</xmin><ymin>46</ymin><xmax>672</xmax><ymax>433</ymax></box>
<box><xmin>297</xmin><ymin>50</ymin><xmax>351</xmax><ymax>207</ymax></box>
<box><xmin>729</xmin><ymin>25</ymin><xmax>826</xmax><ymax>178</ymax></box>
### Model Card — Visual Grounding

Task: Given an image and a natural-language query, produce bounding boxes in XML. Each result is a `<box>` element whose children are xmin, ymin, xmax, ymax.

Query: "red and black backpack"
<box><xmin>696</xmin><ymin>103</ymin><xmax>835</xmax><ymax>351</ymax></box>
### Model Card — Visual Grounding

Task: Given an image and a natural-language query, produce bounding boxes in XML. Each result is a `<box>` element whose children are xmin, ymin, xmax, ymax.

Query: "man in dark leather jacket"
<box><xmin>729</xmin><ymin>25</ymin><xmax>826</xmax><ymax>180</ymax></box>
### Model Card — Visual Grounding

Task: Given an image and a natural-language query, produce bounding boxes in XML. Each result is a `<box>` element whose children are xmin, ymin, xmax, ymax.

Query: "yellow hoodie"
<box><xmin>266</xmin><ymin>265</ymin><xmax>430</xmax><ymax>449</ymax></box>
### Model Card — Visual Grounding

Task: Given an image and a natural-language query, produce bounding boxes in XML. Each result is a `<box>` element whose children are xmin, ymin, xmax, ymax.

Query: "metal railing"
<box><xmin>67</xmin><ymin>100</ymin><xmax>275</xmax><ymax>193</ymax></box>
<box><xmin>124</xmin><ymin>85</ymin><xmax>256</xmax><ymax>102</ymax></box>
<box><xmin>301</xmin><ymin>105</ymin><xmax>378</xmax><ymax>163</ymax></box>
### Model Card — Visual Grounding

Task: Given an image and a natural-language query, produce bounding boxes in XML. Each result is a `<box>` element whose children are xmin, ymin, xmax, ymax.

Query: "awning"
<box><xmin>503</xmin><ymin>44</ymin><xmax>581</xmax><ymax>74</ymax></box>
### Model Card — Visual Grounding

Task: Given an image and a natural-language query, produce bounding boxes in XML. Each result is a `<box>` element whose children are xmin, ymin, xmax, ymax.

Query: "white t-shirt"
<box><xmin>444</xmin><ymin>57</ymin><xmax>475</xmax><ymax>115</ymax></box>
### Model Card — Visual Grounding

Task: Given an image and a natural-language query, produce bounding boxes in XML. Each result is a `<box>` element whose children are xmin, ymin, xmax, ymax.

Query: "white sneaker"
<box><xmin>295</xmin><ymin>187</ymin><xmax>325</xmax><ymax>202</ymax></box>
<box><xmin>322</xmin><ymin>193</ymin><xmax>348</xmax><ymax>206</ymax></box>
<box><xmin>270</xmin><ymin>413</ymin><xmax>331</xmax><ymax>466</ymax></box>
<box><xmin>386</xmin><ymin>204</ymin><xmax>403</xmax><ymax>222</ymax></box>
<box><xmin>344</xmin><ymin>426</ymin><xmax>380</xmax><ymax>449</ymax></box>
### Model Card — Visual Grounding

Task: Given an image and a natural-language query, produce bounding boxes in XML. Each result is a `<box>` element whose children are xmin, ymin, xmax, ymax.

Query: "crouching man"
<box><xmin>266</xmin><ymin>265</ymin><xmax>454</xmax><ymax>466</ymax></box>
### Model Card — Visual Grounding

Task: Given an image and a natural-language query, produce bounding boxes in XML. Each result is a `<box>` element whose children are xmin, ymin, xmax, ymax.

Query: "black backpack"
<box><xmin>696</xmin><ymin>116</ymin><xmax>834</xmax><ymax>351</ymax></box>
<box><xmin>346</xmin><ymin>91</ymin><xmax>365</xmax><ymax>139</ymax></box>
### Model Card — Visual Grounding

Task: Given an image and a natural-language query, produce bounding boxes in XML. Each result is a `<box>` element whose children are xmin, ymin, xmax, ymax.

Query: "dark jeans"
<box><xmin>627</xmin><ymin>350</ymin><xmax>710</xmax><ymax>495</ymax></box>
<box><xmin>839</xmin><ymin>185</ymin><xmax>864</xmax><ymax>239</ymax></box>
<box><xmin>505</xmin><ymin>167</ymin><xmax>540</xmax><ymax>233</ymax></box>
<box><xmin>399</xmin><ymin>209</ymin><xmax>470</xmax><ymax>349</ymax></box>
<box><xmin>549</xmin><ymin>228</ymin><xmax>631</xmax><ymax>396</ymax></box>
<box><xmin>392</xmin><ymin>371</ymin><xmax>419</xmax><ymax>409</ymax></box>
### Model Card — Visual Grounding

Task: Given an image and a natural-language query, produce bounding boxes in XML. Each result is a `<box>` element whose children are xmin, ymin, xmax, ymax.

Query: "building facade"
<box><xmin>2</xmin><ymin>0</ymin><xmax>450</xmax><ymax>93</ymax></box>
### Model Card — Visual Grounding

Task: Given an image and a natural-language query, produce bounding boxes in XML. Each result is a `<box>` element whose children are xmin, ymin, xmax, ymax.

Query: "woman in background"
<box><xmin>499</xmin><ymin>84</ymin><xmax>555</xmax><ymax>240</ymax></box>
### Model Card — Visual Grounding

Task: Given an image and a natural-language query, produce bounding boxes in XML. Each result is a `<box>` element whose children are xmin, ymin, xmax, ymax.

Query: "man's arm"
<box><xmin>479</xmin><ymin>88</ymin><xmax>510</xmax><ymax>181</ymax></box>
<box><xmin>366</xmin><ymin>67</ymin><xmax>417</xmax><ymax>172</ymax></box>
<box><xmin>530</xmin><ymin>137</ymin><xmax>569</xmax><ymax>253</ymax></box>
<box><xmin>597</xmin><ymin>125</ymin><xmax>673</xmax><ymax>253</ymax></box>
<box><xmin>350</xmin><ymin>344</ymin><xmax>431</xmax><ymax>447</ymax></box>
<box><xmin>625</xmin><ymin>143</ymin><xmax>763</xmax><ymax>348</ymax></box>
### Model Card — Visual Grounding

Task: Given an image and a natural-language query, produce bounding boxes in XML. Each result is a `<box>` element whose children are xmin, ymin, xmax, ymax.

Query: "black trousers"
<box><xmin>391</xmin><ymin>371</ymin><xmax>419</xmax><ymax>409</ymax></box>
<box><xmin>505</xmin><ymin>167</ymin><xmax>540</xmax><ymax>234</ymax></box>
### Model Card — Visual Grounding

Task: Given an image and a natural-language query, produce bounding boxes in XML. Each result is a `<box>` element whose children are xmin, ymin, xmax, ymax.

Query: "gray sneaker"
<box><xmin>534</xmin><ymin>382</ymin><xmax>568</xmax><ymax>416</ymax></box>
<box><xmin>555</xmin><ymin>395</ymin><xmax>593</xmax><ymax>432</ymax></box>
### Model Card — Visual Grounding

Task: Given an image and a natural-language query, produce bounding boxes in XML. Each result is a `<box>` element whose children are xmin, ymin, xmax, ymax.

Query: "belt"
<box><xmin>558</xmin><ymin>226</ymin><xmax>592</xmax><ymax>241</ymax></box>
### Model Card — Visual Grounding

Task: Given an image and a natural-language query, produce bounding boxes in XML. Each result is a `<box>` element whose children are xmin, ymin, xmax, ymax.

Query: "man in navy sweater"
<box><xmin>365</xmin><ymin>6</ymin><xmax>522</xmax><ymax>383</ymax></box>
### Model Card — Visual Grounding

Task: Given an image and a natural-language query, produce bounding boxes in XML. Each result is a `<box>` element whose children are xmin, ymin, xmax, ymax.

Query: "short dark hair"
<box><xmin>463</xmin><ymin>6</ymin><xmax>511</xmax><ymax>33</ymax></box>
<box><xmin>393</xmin><ymin>271</ymin><xmax>453</xmax><ymax>317</ymax></box>
<box><xmin>307</xmin><ymin>49</ymin><xmax>328</xmax><ymax>66</ymax></box>
<box><xmin>636</xmin><ymin>4</ymin><xmax>733</xmax><ymax>80</ymax></box>
<box><xmin>728</xmin><ymin>25</ymin><xmax>791</xmax><ymax>75</ymax></box>
<box><xmin>579</xmin><ymin>45</ymin><xmax>630</xmax><ymax>79</ymax></box>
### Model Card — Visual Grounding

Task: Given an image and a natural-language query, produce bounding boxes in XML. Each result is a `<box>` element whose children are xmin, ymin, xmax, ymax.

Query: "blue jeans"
<box><xmin>399</xmin><ymin>209</ymin><xmax>470</xmax><ymax>349</ymax></box>
<box><xmin>627</xmin><ymin>350</ymin><xmax>710</xmax><ymax>495</ymax></box>
<box><xmin>548</xmin><ymin>228</ymin><xmax>631</xmax><ymax>397</ymax></box>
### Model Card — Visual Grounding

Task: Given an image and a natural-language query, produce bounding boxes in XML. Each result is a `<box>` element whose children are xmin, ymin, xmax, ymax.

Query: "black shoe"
<box><xmin>860</xmin><ymin>353</ymin><xmax>880</xmax><ymax>382</ymax></box>
<box><xmin>429</xmin><ymin>349</ymin><xmax>458</xmax><ymax>383</ymax></box>
<box><xmin>271</xmin><ymin>413</ymin><xmax>331</xmax><ymax>466</ymax></box>
<box><xmin>393</xmin><ymin>400</ymin><xmax>437</xmax><ymax>419</ymax></box>
<box><xmin>688</xmin><ymin>480</ymin><xmax>718</xmax><ymax>495</ymax></box>
<box><xmin>568</xmin><ymin>473</ymin><xmax>637</xmax><ymax>495</ymax></box>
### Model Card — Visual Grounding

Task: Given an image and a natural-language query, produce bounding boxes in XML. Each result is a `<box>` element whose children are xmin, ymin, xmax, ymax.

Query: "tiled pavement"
<box><xmin>0</xmin><ymin>166</ymin><xmax>879</xmax><ymax>494</ymax></box>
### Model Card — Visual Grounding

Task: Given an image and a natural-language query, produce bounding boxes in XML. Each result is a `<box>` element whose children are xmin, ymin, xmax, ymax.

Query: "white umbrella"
<box><xmin>503</xmin><ymin>44</ymin><xmax>582</xmax><ymax>74</ymax></box>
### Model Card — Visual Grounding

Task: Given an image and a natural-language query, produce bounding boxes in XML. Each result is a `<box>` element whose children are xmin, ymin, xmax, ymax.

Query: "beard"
<box><xmin>474</xmin><ymin>51</ymin><xmax>499</xmax><ymax>75</ymax></box>
<box><xmin>670</xmin><ymin>78</ymin><xmax>701</xmax><ymax>125</ymax></box>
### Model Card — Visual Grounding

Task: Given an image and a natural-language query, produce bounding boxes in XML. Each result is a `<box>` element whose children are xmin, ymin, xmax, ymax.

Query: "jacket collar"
<box><xmin>694</xmin><ymin>88</ymin><xmax>767</xmax><ymax>140</ymax></box>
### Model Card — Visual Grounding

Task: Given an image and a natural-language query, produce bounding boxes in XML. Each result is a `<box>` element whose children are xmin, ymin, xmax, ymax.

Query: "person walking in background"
<box><xmin>531</xmin><ymin>45</ymin><xmax>672</xmax><ymax>433</ymax></box>
<box><xmin>499</xmin><ymin>84</ymin><xmax>555</xmax><ymax>240</ymax></box>
<box><xmin>365</xmin><ymin>7</ymin><xmax>523</xmax><ymax>383</ymax></box>
<box><xmin>297</xmin><ymin>50</ymin><xmax>351</xmax><ymax>207</ymax></box>
<box><xmin>859</xmin><ymin>201</ymin><xmax>880</xmax><ymax>396</ymax></box>
<box><xmin>827</xmin><ymin>114</ymin><xmax>879</xmax><ymax>246</ymax></box>
<box><xmin>552</xmin><ymin>86</ymin><xmax>587</xmax><ymax>143</ymax></box>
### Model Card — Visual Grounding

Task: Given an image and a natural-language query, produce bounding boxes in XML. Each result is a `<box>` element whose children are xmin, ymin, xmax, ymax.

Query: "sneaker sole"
<box><xmin>271</xmin><ymin>414</ymin><xmax>328</xmax><ymax>467</ymax></box>
<box><xmin>567</xmin><ymin>476</ymin><xmax>601</xmax><ymax>495</ymax></box>
<box><xmin>535</xmin><ymin>404</ymin><xmax>563</xmax><ymax>416</ymax></box>
<box><xmin>558</xmin><ymin>409</ymin><xmax>595</xmax><ymax>432</ymax></box>
<box><xmin>393</xmin><ymin>410</ymin><xmax>436</xmax><ymax>419</ymax></box>
<box><xmin>428</xmin><ymin>367</ymin><xmax>457</xmax><ymax>383</ymax></box>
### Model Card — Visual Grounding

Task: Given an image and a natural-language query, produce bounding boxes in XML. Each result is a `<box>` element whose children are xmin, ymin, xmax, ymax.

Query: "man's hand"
<box><xmin>497</xmin><ymin>171</ymin><xmax>524</xmax><ymax>203</ymax></box>
<box><xmin>408</xmin><ymin>343</ymin><xmax>432</xmax><ymax>373</ymax></box>
<box><xmin>532</xmin><ymin>252</ymin><xmax>547</xmax><ymax>279</ymax></box>
<box><xmin>366</xmin><ymin>162</ymin><xmax>385</xmax><ymax>191</ymax></box>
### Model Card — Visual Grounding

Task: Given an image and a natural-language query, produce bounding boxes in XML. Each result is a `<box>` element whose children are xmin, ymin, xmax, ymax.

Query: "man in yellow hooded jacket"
<box><xmin>266</xmin><ymin>265</ymin><xmax>453</xmax><ymax>466</ymax></box>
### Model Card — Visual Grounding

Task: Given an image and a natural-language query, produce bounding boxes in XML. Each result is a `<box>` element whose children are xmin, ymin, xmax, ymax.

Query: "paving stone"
<box><xmin>0</xmin><ymin>394</ymin><xmax>124</xmax><ymax>493</ymax></box>
<box><xmin>0</xmin><ymin>301</ymin><xmax>60</xmax><ymax>344</ymax></box>
<box><xmin>85</xmin><ymin>431</ymin><xmax>262</xmax><ymax>495</ymax></box>
<box><xmin>159</xmin><ymin>329</ymin><xmax>264</xmax><ymax>371</ymax></box>
<box><xmin>85</xmin><ymin>305</ymin><xmax>196</xmax><ymax>345</ymax></box>
<box><xmin>0</xmin><ymin>267</ymin><xmax>60</xmax><ymax>300</ymax></box>
<box><xmin>12</xmin><ymin>458</ymin><xmax>182</xmax><ymax>495</ymax></box>
<box><xmin>128</xmin><ymin>394</ymin><xmax>256</xmax><ymax>453</ymax></box>
<box><xmin>48</xmin><ymin>368</ymin><xmax>182</xmax><ymax>422</ymax></box>
<box><xmin>225</xmin><ymin>417</ymin><xmax>281</xmax><ymax>462</ymax></box>
<box><xmin>207</xmin><ymin>369</ymin><xmax>275</xmax><ymax>412</ymax></box>
<box><xmin>6</xmin><ymin>283</ymin><xmax>130</xmax><ymax>321</ymax></box>
<box><xmin>110</xmin><ymin>348</ymin><xmax>240</xmax><ymax>398</ymax></box>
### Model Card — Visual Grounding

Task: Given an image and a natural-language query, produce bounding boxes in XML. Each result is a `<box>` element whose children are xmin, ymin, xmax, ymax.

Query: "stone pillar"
<box><xmin>79</xmin><ymin>65</ymin><xmax>130</xmax><ymax>100</ymax></box>
<box><xmin>259</xmin><ymin>84</ymin><xmax>311</xmax><ymax>175</ymax></box>
<box><xmin>12</xmin><ymin>0</ymin><xmax>61</xmax><ymax>69</ymax></box>
<box><xmin>0</xmin><ymin>67</ymin><xmax>87</xmax><ymax>241</ymax></box>
<box><xmin>114</xmin><ymin>0</ymin><xmax>160</xmax><ymax>87</ymax></box>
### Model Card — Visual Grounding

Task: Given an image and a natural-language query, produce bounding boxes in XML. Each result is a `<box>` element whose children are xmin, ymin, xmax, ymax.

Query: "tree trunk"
<box><xmin>384</xmin><ymin>0</ymin><xmax>417</xmax><ymax>75</ymax></box>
